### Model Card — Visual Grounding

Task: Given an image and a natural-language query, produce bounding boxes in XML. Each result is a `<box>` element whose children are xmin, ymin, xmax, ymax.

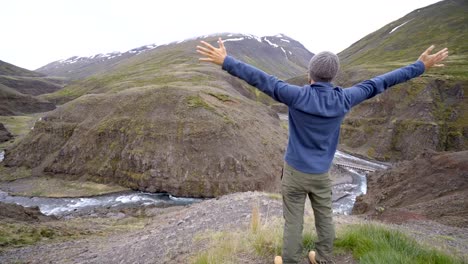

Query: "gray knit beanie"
<box><xmin>308</xmin><ymin>51</ymin><xmax>340</xmax><ymax>82</ymax></box>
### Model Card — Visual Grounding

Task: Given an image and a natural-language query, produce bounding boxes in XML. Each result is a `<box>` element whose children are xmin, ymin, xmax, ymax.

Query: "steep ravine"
<box><xmin>338</xmin><ymin>73</ymin><xmax>467</xmax><ymax>162</ymax></box>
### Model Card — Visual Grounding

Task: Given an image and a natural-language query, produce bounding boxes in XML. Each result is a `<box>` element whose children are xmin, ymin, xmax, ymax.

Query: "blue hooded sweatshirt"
<box><xmin>222</xmin><ymin>56</ymin><xmax>425</xmax><ymax>173</ymax></box>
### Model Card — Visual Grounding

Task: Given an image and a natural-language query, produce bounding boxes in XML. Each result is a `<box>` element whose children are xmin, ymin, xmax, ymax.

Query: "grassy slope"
<box><xmin>340</xmin><ymin>0</ymin><xmax>467</xmax><ymax>79</ymax></box>
<box><xmin>0</xmin><ymin>84</ymin><xmax>56</xmax><ymax>116</ymax></box>
<box><xmin>0</xmin><ymin>60</ymin><xmax>43</xmax><ymax>77</ymax></box>
<box><xmin>0</xmin><ymin>60</ymin><xmax>61</xmax><ymax>116</ymax></box>
<box><xmin>0</xmin><ymin>60</ymin><xmax>63</xmax><ymax>96</ymax></box>
<box><xmin>193</xmin><ymin>209</ymin><xmax>465</xmax><ymax>264</ymax></box>
<box><xmin>336</xmin><ymin>0</ymin><xmax>468</xmax><ymax>161</ymax></box>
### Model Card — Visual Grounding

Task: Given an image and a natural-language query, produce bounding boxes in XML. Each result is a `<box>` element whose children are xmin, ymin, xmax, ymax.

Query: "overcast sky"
<box><xmin>1</xmin><ymin>0</ymin><xmax>441</xmax><ymax>70</ymax></box>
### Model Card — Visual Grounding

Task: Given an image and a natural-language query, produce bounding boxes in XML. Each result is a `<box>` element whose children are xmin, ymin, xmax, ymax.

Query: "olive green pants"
<box><xmin>281</xmin><ymin>162</ymin><xmax>335</xmax><ymax>264</ymax></box>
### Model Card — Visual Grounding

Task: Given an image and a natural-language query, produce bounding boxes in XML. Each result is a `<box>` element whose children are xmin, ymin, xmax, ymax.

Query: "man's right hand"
<box><xmin>197</xmin><ymin>38</ymin><xmax>227</xmax><ymax>66</ymax></box>
<box><xmin>418</xmin><ymin>45</ymin><xmax>449</xmax><ymax>71</ymax></box>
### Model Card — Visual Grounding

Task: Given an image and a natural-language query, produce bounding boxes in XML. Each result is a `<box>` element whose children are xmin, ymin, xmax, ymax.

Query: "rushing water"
<box><xmin>0</xmin><ymin>190</ymin><xmax>200</xmax><ymax>216</ymax></box>
<box><xmin>0</xmin><ymin>144</ymin><xmax>386</xmax><ymax>216</ymax></box>
<box><xmin>331</xmin><ymin>150</ymin><xmax>388</xmax><ymax>215</ymax></box>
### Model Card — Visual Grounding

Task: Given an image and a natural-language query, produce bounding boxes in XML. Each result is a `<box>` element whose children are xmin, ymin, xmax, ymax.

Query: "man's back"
<box><xmin>286</xmin><ymin>82</ymin><xmax>348</xmax><ymax>173</ymax></box>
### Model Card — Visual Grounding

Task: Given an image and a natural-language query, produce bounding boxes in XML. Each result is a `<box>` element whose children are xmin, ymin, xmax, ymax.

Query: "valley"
<box><xmin>0</xmin><ymin>0</ymin><xmax>467</xmax><ymax>263</ymax></box>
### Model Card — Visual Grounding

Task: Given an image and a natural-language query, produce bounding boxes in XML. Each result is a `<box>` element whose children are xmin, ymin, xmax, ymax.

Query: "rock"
<box><xmin>0</xmin><ymin>202</ymin><xmax>53</xmax><ymax>222</ymax></box>
<box><xmin>0</xmin><ymin>123</ymin><xmax>13</xmax><ymax>142</ymax></box>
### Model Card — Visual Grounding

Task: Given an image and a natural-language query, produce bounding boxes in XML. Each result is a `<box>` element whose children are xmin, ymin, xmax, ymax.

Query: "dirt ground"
<box><xmin>0</xmin><ymin>192</ymin><xmax>466</xmax><ymax>264</ymax></box>
<box><xmin>353</xmin><ymin>150</ymin><xmax>468</xmax><ymax>228</ymax></box>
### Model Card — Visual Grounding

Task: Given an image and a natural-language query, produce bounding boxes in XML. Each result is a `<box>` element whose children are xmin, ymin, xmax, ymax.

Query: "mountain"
<box><xmin>0</xmin><ymin>60</ymin><xmax>58</xmax><ymax>116</ymax></box>
<box><xmin>0</xmin><ymin>60</ymin><xmax>43</xmax><ymax>77</ymax></box>
<box><xmin>41</xmin><ymin>33</ymin><xmax>311</xmax><ymax>105</ymax></box>
<box><xmin>4</xmin><ymin>33</ymin><xmax>312</xmax><ymax>197</ymax></box>
<box><xmin>37</xmin><ymin>33</ymin><xmax>311</xmax><ymax>82</ymax></box>
<box><xmin>0</xmin><ymin>60</ymin><xmax>64</xmax><ymax>96</ymax></box>
<box><xmin>337</xmin><ymin>0</ymin><xmax>467</xmax><ymax>161</ymax></box>
<box><xmin>36</xmin><ymin>44</ymin><xmax>158</xmax><ymax>80</ymax></box>
<box><xmin>339</xmin><ymin>0</ymin><xmax>467</xmax><ymax>71</ymax></box>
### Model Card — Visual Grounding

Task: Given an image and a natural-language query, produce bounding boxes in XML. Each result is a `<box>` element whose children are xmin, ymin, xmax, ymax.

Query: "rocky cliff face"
<box><xmin>338</xmin><ymin>76</ymin><xmax>467</xmax><ymax>161</ymax></box>
<box><xmin>5</xmin><ymin>87</ymin><xmax>287</xmax><ymax>197</ymax></box>
<box><xmin>353</xmin><ymin>150</ymin><xmax>468</xmax><ymax>227</ymax></box>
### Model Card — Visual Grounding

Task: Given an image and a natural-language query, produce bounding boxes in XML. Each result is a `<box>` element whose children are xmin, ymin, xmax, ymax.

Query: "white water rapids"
<box><xmin>332</xmin><ymin>150</ymin><xmax>388</xmax><ymax>214</ymax></box>
<box><xmin>0</xmin><ymin>146</ymin><xmax>387</xmax><ymax>216</ymax></box>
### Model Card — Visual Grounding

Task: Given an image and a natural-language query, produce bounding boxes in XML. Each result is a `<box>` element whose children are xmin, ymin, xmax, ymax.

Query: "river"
<box><xmin>331</xmin><ymin>150</ymin><xmax>388</xmax><ymax>214</ymax></box>
<box><xmin>0</xmin><ymin>189</ymin><xmax>199</xmax><ymax>216</ymax></box>
<box><xmin>0</xmin><ymin>149</ymin><xmax>387</xmax><ymax>216</ymax></box>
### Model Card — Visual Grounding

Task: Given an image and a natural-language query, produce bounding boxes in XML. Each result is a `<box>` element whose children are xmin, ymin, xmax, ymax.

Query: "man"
<box><xmin>197</xmin><ymin>38</ymin><xmax>448</xmax><ymax>264</ymax></box>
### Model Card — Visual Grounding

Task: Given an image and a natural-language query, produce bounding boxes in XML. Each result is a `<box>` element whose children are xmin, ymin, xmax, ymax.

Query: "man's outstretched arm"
<box><xmin>196</xmin><ymin>38</ymin><xmax>301</xmax><ymax>106</ymax></box>
<box><xmin>344</xmin><ymin>45</ymin><xmax>449</xmax><ymax>108</ymax></box>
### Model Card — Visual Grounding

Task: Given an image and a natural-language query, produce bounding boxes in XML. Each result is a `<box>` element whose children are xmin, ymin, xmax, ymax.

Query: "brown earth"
<box><xmin>353</xmin><ymin>150</ymin><xmax>468</xmax><ymax>227</ymax></box>
<box><xmin>0</xmin><ymin>202</ymin><xmax>53</xmax><ymax>223</ymax></box>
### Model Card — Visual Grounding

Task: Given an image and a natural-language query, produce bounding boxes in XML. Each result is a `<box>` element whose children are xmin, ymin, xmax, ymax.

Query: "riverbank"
<box><xmin>0</xmin><ymin>148</ymin><xmax>375</xmax><ymax>216</ymax></box>
<box><xmin>0</xmin><ymin>192</ymin><xmax>466</xmax><ymax>263</ymax></box>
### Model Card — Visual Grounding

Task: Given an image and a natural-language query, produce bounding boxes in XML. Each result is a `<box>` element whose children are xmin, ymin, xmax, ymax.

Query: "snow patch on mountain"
<box><xmin>49</xmin><ymin>33</ymin><xmax>295</xmax><ymax>68</ymax></box>
<box><xmin>389</xmin><ymin>19</ymin><xmax>413</xmax><ymax>34</ymax></box>
<box><xmin>264</xmin><ymin>38</ymin><xmax>279</xmax><ymax>48</ymax></box>
<box><xmin>56</xmin><ymin>43</ymin><xmax>158</xmax><ymax>66</ymax></box>
<box><xmin>244</xmin><ymin>34</ymin><xmax>262</xmax><ymax>43</ymax></box>
<box><xmin>223</xmin><ymin>37</ymin><xmax>245</xmax><ymax>42</ymax></box>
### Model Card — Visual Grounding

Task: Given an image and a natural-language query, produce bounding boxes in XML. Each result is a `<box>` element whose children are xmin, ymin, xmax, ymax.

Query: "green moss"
<box><xmin>367</xmin><ymin>147</ymin><xmax>376</xmax><ymax>158</ymax></box>
<box><xmin>280</xmin><ymin>122</ymin><xmax>288</xmax><ymax>130</ymax></box>
<box><xmin>187</xmin><ymin>95</ymin><xmax>214</xmax><ymax>110</ymax></box>
<box><xmin>0</xmin><ymin>223</ymin><xmax>57</xmax><ymax>247</ymax></box>
<box><xmin>222</xmin><ymin>114</ymin><xmax>235</xmax><ymax>125</ymax></box>
<box><xmin>266</xmin><ymin>193</ymin><xmax>282</xmax><ymax>200</ymax></box>
<box><xmin>207</xmin><ymin>92</ymin><xmax>232</xmax><ymax>102</ymax></box>
<box><xmin>0</xmin><ymin>115</ymin><xmax>36</xmax><ymax>149</ymax></box>
<box><xmin>0</xmin><ymin>166</ymin><xmax>32</xmax><ymax>182</ymax></box>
